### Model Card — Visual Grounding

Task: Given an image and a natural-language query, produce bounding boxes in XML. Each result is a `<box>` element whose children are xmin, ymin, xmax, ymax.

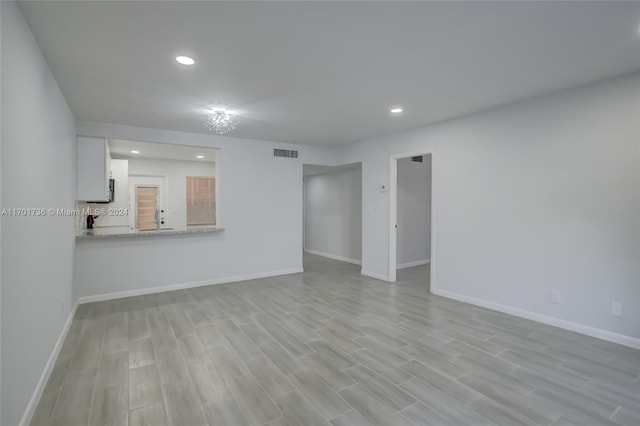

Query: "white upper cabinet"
<box><xmin>77</xmin><ymin>136</ymin><xmax>110</xmax><ymax>201</ymax></box>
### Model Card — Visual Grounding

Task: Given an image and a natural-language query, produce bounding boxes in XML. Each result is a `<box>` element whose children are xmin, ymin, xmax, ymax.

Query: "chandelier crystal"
<box><xmin>203</xmin><ymin>109</ymin><xmax>238</xmax><ymax>134</ymax></box>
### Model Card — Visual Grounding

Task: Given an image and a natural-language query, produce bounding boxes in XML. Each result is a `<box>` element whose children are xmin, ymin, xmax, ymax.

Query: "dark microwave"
<box><xmin>91</xmin><ymin>178</ymin><xmax>114</xmax><ymax>203</ymax></box>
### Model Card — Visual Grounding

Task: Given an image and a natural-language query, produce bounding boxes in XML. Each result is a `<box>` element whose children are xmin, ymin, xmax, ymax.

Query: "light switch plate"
<box><xmin>550</xmin><ymin>289</ymin><xmax>561</xmax><ymax>304</ymax></box>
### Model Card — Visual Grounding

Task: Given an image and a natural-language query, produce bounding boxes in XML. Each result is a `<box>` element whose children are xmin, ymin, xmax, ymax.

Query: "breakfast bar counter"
<box><xmin>76</xmin><ymin>225</ymin><xmax>224</xmax><ymax>240</ymax></box>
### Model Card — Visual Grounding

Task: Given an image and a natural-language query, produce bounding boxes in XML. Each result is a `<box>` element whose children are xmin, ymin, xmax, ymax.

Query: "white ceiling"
<box><xmin>109</xmin><ymin>139</ymin><xmax>216</xmax><ymax>162</ymax></box>
<box><xmin>19</xmin><ymin>1</ymin><xmax>640</xmax><ymax>146</ymax></box>
<box><xmin>303</xmin><ymin>162</ymin><xmax>361</xmax><ymax>177</ymax></box>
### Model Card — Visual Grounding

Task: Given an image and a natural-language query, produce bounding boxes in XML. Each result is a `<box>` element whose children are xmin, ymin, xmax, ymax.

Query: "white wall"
<box><xmin>1</xmin><ymin>2</ymin><xmax>77</xmax><ymax>425</ymax></box>
<box><xmin>339</xmin><ymin>73</ymin><xmax>640</xmax><ymax>341</ymax></box>
<box><xmin>304</xmin><ymin>166</ymin><xmax>362</xmax><ymax>263</ymax></box>
<box><xmin>397</xmin><ymin>156</ymin><xmax>431</xmax><ymax>267</ymax></box>
<box><xmin>75</xmin><ymin>122</ymin><xmax>338</xmax><ymax>299</ymax></box>
<box><xmin>127</xmin><ymin>157</ymin><xmax>215</xmax><ymax>229</ymax></box>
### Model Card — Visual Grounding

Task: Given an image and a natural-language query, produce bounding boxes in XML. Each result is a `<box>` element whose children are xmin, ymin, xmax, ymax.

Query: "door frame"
<box><xmin>389</xmin><ymin>151</ymin><xmax>434</xmax><ymax>286</ymax></box>
<box><xmin>135</xmin><ymin>184</ymin><xmax>160</xmax><ymax>230</ymax></box>
<box><xmin>128</xmin><ymin>174</ymin><xmax>168</xmax><ymax>229</ymax></box>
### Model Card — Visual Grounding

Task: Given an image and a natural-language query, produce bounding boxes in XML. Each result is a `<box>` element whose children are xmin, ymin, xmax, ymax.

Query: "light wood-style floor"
<box><xmin>31</xmin><ymin>254</ymin><xmax>640</xmax><ymax>426</ymax></box>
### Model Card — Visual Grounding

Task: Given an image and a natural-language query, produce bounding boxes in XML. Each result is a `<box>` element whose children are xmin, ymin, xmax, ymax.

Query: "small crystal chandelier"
<box><xmin>203</xmin><ymin>109</ymin><xmax>238</xmax><ymax>135</ymax></box>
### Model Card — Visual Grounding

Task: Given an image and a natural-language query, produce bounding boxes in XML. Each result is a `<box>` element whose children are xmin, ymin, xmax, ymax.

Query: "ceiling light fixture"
<box><xmin>176</xmin><ymin>55</ymin><xmax>195</xmax><ymax>65</ymax></box>
<box><xmin>196</xmin><ymin>155</ymin><xmax>204</xmax><ymax>159</ymax></box>
<box><xmin>390</xmin><ymin>107</ymin><xmax>403</xmax><ymax>114</ymax></box>
<box><xmin>130</xmin><ymin>150</ymin><xmax>140</xmax><ymax>154</ymax></box>
<box><xmin>203</xmin><ymin>109</ymin><xmax>238</xmax><ymax>135</ymax></box>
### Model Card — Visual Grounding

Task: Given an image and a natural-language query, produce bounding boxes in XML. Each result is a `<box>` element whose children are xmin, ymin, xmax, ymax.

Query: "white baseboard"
<box><xmin>20</xmin><ymin>301</ymin><xmax>79</xmax><ymax>426</ymax></box>
<box><xmin>76</xmin><ymin>268</ymin><xmax>304</xmax><ymax>304</ymax></box>
<box><xmin>430</xmin><ymin>287</ymin><xmax>640</xmax><ymax>350</ymax></box>
<box><xmin>304</xmin><ymin>249</ymin><xmax>362</xmax><ymax>266</ymax></box>
<box><xmin>361</xmin><ymin>269</ymin><xmax>391</xmax><ymax>282</ymax></box>
<box><xmin>397</xmin><ymin>259</ymin><xmax>430</xmax><ymax>269</ymax></box>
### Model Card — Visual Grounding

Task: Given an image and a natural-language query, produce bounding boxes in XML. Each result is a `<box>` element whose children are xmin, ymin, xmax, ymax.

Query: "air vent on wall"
<box><xmin>412</xmin><ymin>155</ymin><xmax>423</xmax><ymax>162</ymax></box>
<box><xmin>274</xmin><ymin>148</ymin><xmax>299</xmax><ymax>159</ymax></box>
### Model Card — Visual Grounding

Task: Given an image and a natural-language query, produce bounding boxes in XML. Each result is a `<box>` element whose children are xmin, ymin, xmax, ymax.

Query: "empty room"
<box><xmin>1</xmin><ymin>1</ymin><xmax>639</xmax><ymax>426</ymax></box>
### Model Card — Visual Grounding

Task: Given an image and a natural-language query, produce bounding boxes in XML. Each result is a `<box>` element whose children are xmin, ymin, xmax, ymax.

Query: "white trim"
<box><xmin>304</xmin><ymin>249</ymin><xmax>362</xmax><ymax>266</ymax></box>
<box><xmin>76</xmin><ymin>268</ymin><xmax>304</xmax><ymax>304</ymax></box>
<box><xmin>431</xmin><ymin>287</ymin><xmax>640</xmax><ymax>350</ymax></box>
<box><xmin>361</xmin><ymin>269</ymin><xmax>391</xmax><ymax>282</ymax></box>
<box><xmin>397</xmin><ymin>259</ymin><xmax>430</xmax><ymax>269</ymax></box>
<box><xmin>20</xmin><ymin>301</ymin><xmax>79</xmax><ymax>426</ymax></box>
<box><xmin>389</xmin><ymin>156</ymin><xmax>397</xmax><ymax>282</ymax></box>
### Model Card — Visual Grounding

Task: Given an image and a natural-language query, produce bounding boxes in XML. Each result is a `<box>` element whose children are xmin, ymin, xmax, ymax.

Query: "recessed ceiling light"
<box><xmin>176</xmin><ymin>55</ymin><xmax>195</xmax><ymax>65</ymax></box>
<box><xmin>390</xmin><ymin>107</ymin><xmax>403</xmax><ymax>114</ymax></box>
<box><xmin>130</xmin><ymin>150</ymin><xmax>140</xmax><ymax>154</ymax></box>
<box><xmin>196</xmin><ymin>155</ymin><xmax>204</xmax><ymax>159</ymax></box>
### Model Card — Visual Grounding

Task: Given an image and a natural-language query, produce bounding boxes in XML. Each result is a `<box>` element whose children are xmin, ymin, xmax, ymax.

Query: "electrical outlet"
<box><xmin>610</xmin><ymin>301</ymin><xmax>623</xmax><ymax>317</ymax></box>
<box><xmin>550</xmin><ymin>289</ymin><xmax>561</xmax><ymax>304</ymax></box>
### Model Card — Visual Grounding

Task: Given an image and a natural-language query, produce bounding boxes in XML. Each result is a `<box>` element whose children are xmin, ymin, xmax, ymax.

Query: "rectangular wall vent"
<box><xmin>411</xmin><ymin>155</ymin><xmax>423</xmax><ymax>162</ymax></box>
<box><xmin>274</xmin><ymin>148</ymin><xmax>299</xmax><ymax>159</ymax></box>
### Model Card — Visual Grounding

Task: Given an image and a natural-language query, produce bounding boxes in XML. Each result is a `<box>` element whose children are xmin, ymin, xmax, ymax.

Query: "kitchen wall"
<box><xmin>127</xmin><ymin>157</ymin><xmax>216</xmax><ymax>229</ymax></box>
<box><xmin>397</xmin><ymin>155</ymin><xmax>431</xmax><ymax>267</ymax></box>
<box><xmin>1</xmin><ymin>2</ymin><xmax>77</xmax><ymax>425</ymax></box>
<box><xmin>75</xmin><ymin>122</ymin><xmax>338</xmax><ymax>299</ymax></box>
<box><xmin>338</xmin><ymin>73</ymin><xmax>640</xmax><ymax>342</ymax></box>
<box><xmin>304</xmin><ymin>165</ymin><xmax>362</xmax><ymax>264</ymax></box>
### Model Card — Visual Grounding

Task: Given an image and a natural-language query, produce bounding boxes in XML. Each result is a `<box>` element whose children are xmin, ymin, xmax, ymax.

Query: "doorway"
<box><xmin>389</xmin><ymin>153</ymin><xmax>433</xmax><ymax>289</ymax></box>
<box><xmin>135</xmin><ymin>185</ymin><xmax>159</xmax><ymax>230</ymax></box>
<box><xmin>302</xmin><ymin>163</ymin><xmax>363</xmax><ymax>268</ymax></box>
<box><xmin>129</xmin><ymin>175</ymin><xmax>167</xmax><ymax>230</ymax></box>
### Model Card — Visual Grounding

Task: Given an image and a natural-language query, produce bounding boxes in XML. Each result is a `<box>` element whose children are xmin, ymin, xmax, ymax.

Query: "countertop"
<box><xmin>76</xmin><ymin>225</ymin><xmax>224</xmax><ymax>240</ymax></box>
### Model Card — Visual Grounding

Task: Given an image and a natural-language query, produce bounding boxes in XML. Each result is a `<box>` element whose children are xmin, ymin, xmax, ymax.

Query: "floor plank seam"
<box><xmin>30</xmin><ymin>255</ymin><xmax>640</xmax><ymax>426</ymax></box>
